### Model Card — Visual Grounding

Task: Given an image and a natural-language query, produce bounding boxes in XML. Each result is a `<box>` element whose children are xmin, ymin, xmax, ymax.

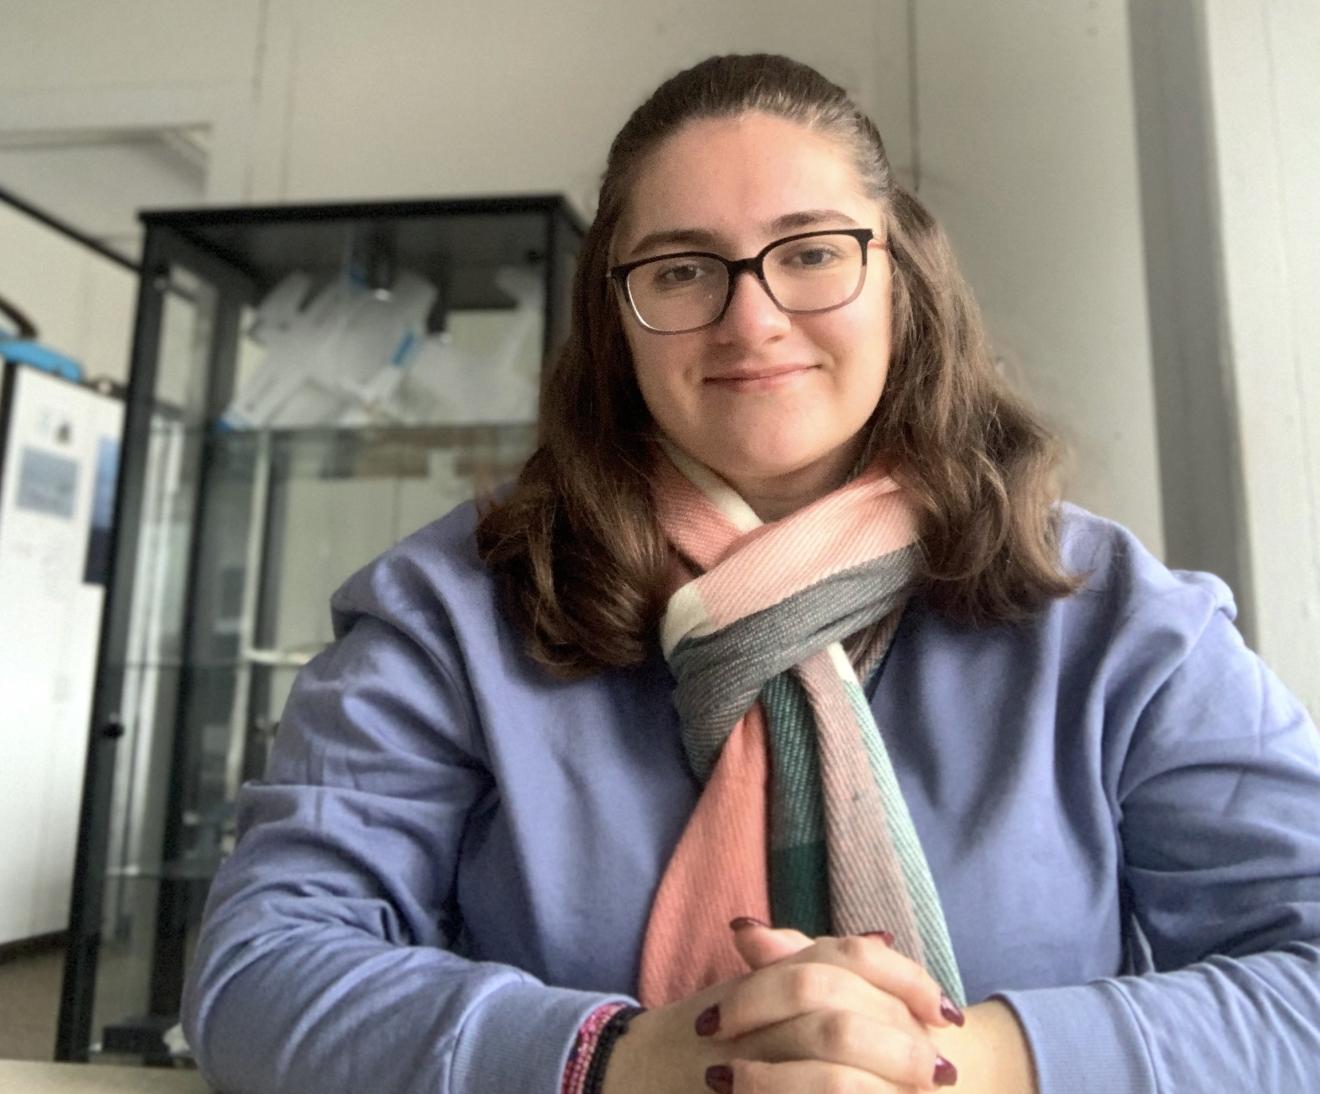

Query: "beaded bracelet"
<box><xmin>562</xmin><ymin>1003</ymin><xmax>624</xmax><ymax>1094</ymax></box>
<box><xmin>580</xmin><ymin>1005</ymin><xmax>647</xmax><ymax>1094</ymax></box>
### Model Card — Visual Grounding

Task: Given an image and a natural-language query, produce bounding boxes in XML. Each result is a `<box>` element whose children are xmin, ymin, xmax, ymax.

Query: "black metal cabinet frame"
<box><xmin>57</xmin><ymin>195</ymin><xmax>584</xmax><ymax>1063</ymax></box>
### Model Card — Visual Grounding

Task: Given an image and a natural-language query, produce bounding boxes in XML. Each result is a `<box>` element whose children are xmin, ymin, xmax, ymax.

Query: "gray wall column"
<box><xmin>1126</xmin><ymin>0</ymin><xmax>1255</xmax><ymax>641</ymax></box>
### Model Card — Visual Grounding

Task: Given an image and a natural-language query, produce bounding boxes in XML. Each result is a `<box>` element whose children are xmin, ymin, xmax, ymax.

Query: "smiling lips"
<box><xmin>704</xmin><ymin>363</ymin><xmax>818</xmax><ymax>390</ymax></box>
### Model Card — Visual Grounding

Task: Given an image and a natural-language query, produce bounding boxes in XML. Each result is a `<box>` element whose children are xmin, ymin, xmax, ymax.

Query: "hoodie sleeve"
<box><xmin>997</xmin><ymin>550</ymin><xmax>1320</xmax><ymax>1093</ymax></box>
<box><xmin>181</xmin><ymin>602</ymin><xmax>634</xmax><ymax>1094</ymax></box>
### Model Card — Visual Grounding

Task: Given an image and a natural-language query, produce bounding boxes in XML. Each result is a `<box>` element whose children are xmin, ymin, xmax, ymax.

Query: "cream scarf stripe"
<box><xmin>659</xmin><ymin>448</ymin><xmax>921</xmax><ymax>655</ymax></box>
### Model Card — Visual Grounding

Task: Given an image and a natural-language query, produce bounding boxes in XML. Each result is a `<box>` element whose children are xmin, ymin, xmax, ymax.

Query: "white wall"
<box><xmin>0</xmin><ymin>205</ymin><xmax>137</xmax><ymax>384</ymax></box>
<box><xmin>0</xmin><ymin>1</ymin><xmax>261</xmax><ymax>91</ymax></box>
<box><xmin>0</xmin><ymin>0</ymin><xmax>262</xmax><ymax>239</ymax></box>
<box><xmin>0</xmin><ymin>0</ymin><xmax>909</xmax><ymax>218</ymax></box>
<box><xmin>913</xmin><ymin>1</ymin><xmax>1163</xmax><ymax>555</ymax></box>
<box><xmin>249</xmin><ymin>0</ymin><xmax>912</xmax><ymax>214</ymax></box>
<box><xmin>0</xmin><ymin>136</ymin><xmax>206</xmax><ymax>261</ymax></box>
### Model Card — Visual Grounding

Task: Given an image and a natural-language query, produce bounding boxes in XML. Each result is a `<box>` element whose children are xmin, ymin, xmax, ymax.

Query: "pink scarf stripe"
<box><xmin>636</xmin><ymin>705</ymin><xmax>773</xmax><ymax>1006</ymax></box>
<box><xmin>655</xmin><ymin>459</ymin><xmax>918</xmax><ymax>632</ymax></box>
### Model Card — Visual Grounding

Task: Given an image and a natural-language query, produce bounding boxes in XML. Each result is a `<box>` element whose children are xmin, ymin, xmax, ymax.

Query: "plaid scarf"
<box><xmin>636</xmin><ymin>448</ymin><xmax>965</xmax><ymax>1007</ymax></box>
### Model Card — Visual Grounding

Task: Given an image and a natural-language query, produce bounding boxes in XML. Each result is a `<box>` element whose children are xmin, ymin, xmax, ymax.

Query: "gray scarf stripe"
<box><xmin>669</xmin><ymin>546</ymin><xmax>921</xmax><ymax>781</ymax></box>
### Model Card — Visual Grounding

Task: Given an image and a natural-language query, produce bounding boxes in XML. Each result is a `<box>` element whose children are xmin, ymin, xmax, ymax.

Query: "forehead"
<box><xmin>616</xmin><ymin>112</ymin><xmax>877</xmax><ymax>256</ymax></box>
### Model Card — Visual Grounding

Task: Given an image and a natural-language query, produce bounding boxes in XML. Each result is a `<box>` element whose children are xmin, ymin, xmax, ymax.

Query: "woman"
<box><xmin>183</xmin><ymin>55</ymin><xmax>1320</xmax><ymax>1093</ymax></box>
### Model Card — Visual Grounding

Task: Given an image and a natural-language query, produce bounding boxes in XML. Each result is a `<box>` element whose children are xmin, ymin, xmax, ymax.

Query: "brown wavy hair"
<box><xmin>476</xmin><ymin>53</ymin><xmax>1080</xmax><ymax>677</ymax></box>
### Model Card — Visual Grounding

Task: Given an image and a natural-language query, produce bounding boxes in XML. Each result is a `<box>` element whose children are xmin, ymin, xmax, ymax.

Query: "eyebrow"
<box><xmin>620</xmin><ymin>209</ymin><xmax>861</xmax><ymax>260</ymax></box>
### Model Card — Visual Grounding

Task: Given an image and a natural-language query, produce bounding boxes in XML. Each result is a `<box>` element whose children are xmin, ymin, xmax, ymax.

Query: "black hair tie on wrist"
<box><xmin>582</xmin><ymin>1005</ymin><xmax>647</xmax><ymax>1094</ymax></box>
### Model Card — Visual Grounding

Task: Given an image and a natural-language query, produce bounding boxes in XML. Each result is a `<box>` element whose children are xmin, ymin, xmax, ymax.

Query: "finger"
<box><xmin>775</xmin><ymin>935</ymin><xmax>953</xmax><ymax>1028</ymax></box>
<box><xmin>725</xmin><ymin>927</ymin><xmax>959</xmax><ymax>1029</ymax></box>
<box><xmin>733</xmin><ymin>1010</ymin><xmax>946</xmax><ymax>1091</ymax></box>
<box><xmin>712</xmin><ymin>1057</ymin><xmax>913</xmax><ymax>1094</ymax></box>
<box><xmin>731</xmin><ymin>921</ymin><xmax>814</xmax><ymax>969</ymax></box>
<box><xmin>711</xmin><ymin>960</ymin><xmax>921</xmax><ymax>1042</ymax></box>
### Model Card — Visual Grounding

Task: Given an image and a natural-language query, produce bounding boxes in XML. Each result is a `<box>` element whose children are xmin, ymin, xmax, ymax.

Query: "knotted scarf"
<box><xmin>637</xmin><ymin>448</ymin><xmax>965</xmax><ymax>1008</ymax></box>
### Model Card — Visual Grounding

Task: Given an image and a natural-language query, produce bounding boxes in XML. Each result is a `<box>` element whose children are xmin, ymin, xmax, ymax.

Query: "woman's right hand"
<box><xmin>602</xmin><ymin>926</ymin><xmax>960</xmax><ymax>1093</ymax></box>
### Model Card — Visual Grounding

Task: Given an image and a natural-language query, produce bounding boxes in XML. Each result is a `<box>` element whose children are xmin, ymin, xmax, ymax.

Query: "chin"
<box><xmin>710</xmin><ymin>448</ymin><xmax>832</xmax><ymax>484</ymax></box>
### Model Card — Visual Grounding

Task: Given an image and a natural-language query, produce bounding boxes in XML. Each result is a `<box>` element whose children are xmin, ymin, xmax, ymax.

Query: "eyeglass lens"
<box><xmin>626</xmin><ymin>232</ymin><xmax>866</xmax><ymax>333</ymax></box>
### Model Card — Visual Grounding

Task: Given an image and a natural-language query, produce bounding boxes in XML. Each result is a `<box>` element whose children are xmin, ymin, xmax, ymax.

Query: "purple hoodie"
<box><xmin>183</xmin><ymin>501</ymin><xmax>1320</xmax><ymax>1093</ymax></box>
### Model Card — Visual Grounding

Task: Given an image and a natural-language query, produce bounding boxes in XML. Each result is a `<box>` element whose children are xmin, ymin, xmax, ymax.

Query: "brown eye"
<box><xmin>775</xmin><ymin>242</ymin><xmax>845</xmax><ymax>271</ymax></box>
<box><xmin>644</xmin><ymin>255</ymin><xmax>722</xmax><ymax>292</ymax></box>
<box><xmin>657</xmin><ymin>263</ymin><xmax>703</xmax><ymax>284</ymax></box>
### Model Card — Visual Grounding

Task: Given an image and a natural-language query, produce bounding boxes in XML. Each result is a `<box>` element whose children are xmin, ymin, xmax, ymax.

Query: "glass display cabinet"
<box><xmin>55</xmin><ymin>196</ymin><xmax>584</xmax><ymax>1064</ymax></box>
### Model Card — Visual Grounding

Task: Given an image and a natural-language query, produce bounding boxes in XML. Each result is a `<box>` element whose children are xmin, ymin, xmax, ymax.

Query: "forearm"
<box><xmin>185</xmin><ymin>917</ymin><xmax>624</xmax><ymax>1093</ymax></box>
<box><xmin>182</xmin><ymin>773</ymin><xmax>632</xmax><ymax>1093</ymax></box>
<box><xmin>930</xmin><ymin>1000</ymin><xmax>1037</xmax><ymax>1094</ymax></box>
<box><xmin>990</xmin><ymin>944</ymin><xmax>1320</xmax><ymax>1093</ymax></box>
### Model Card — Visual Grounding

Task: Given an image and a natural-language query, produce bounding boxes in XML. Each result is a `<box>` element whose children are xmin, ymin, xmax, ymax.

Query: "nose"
<box><xmin>714</xmin><ymin>269</ymin><xmax>790</xmax><ymax>344</ymax></box>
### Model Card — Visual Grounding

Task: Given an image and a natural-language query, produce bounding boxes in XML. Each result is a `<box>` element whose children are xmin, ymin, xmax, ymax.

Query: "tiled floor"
<box><xmin>0</xmin><ymin>942</ymin><xmax>63</xmax><ymax>1061</ymax></box>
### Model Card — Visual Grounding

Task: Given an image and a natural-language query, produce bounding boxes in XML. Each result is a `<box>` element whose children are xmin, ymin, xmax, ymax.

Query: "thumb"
<box><xmin>730</xmin><ymin>920</ymin><xmax>814</xmax><ymax>970</ymax></box>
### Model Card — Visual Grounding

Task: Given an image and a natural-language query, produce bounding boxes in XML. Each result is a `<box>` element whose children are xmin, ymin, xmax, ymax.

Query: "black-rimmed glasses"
<box><xmin>608</xmin><ymin>228</ymin><xmax>882</xmax><ymax>335</ymax></box>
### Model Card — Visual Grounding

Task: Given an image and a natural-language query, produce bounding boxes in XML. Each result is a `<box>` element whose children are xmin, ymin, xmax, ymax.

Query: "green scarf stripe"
<box><xmin>762</xmin><ymin>675</ymin><xmax>823</xmax><ymax>849</ymax></box>
<box><xmin>763</xmin><ymin>674</ymin><xmax>831</xmax><ymax>935</ymax></box>
<box><xmin>844</xmin><ymin>680</ymin><xmax>966</xmax><ymax>1004</ymax></box>
<box><xmin>768</xmin><ymin>846</ymin><xmax>832</xmax><ymax>936</ymax></box>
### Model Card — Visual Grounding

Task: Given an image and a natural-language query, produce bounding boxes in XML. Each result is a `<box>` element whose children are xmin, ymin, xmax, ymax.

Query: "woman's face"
<box><xmin>613</xmin><ymin>111</ymin><xmax>892</xmax><ymax>518</ymax></box>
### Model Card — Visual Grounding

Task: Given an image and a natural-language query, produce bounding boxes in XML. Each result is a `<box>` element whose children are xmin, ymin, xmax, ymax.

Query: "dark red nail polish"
<box><xmin>728</xmin><ymin>916</ymin><xmax>768</xmax><ymax>931</ymax></box>
<box><xmin>694</xmin><ymin>1004</ymin><xmax>721</xmax><ymax>1036</ymax></box>
<box><xmin>933</xmin><ymin>1055</ymin><xmax>958</xmax><ymax>1086</ymax></box>
<box><xmin>862</xmin><ymin>929</ymin><xmax>895</xmax><ymax>946</ymax></box>
<box><xmin>705</xmin><ymin>1064</ymin><xmax>734</xmax><ymax>1093</ymax></box>
<box><xmin>939</xmin><ymin>994</ymin><xmax>966</xmax><ymax>1027</ymax></box>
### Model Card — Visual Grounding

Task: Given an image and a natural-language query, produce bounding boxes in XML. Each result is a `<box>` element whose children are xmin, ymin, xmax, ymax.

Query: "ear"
<box><xmin>731</xmin><ymin>923</ymin><xmax>815</xmax><ymax>970</ymax></box>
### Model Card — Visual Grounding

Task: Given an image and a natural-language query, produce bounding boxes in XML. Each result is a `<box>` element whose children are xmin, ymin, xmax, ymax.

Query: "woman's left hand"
<box><xmin>727</xmin><ymin>921</ymin><xmax>961</xmax><ymax>1032</ymax></box>
<box><xmin>731</xmin><ymin>919</ymin><xmax>848</xmax><ymax>966</ymax></box>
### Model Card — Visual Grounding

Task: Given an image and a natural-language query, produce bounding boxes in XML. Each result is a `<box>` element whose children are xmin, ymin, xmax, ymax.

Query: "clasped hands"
<box><xmin>604</xmin><ymin>918</ymin><xmax>978</xmax><ymax>1094</ymax></box>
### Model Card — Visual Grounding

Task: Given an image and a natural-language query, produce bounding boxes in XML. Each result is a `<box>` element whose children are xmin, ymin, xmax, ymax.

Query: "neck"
<box><xmin>728</xmin><ymin>452</ymin><xmax>860</xmax><ymax>523</ymax></box>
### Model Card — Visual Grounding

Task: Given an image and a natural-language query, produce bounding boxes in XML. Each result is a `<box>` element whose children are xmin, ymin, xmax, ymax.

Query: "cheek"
<box><xmin>820</xmin><ymin>302</ymin><xmax>890</xmax><ymax>390</ymax></box>
<box><xmin>633</xmin><ymin>363</ymin><xmax>670</xmax><ymax>422</ymax></box>
<box><xmin>628</xmin><ymin>330</ymin><xmax>690</xmax><ymax>419</ymax></box>
<box><xmin>844</xmin><ymin>289</ymin><xmax>893</xmax><ymax>394</ymax></box>
<box><xmin>627</xmin><ymin>329</ymin><xmax>659</xmax><ymax>395</ymax></box>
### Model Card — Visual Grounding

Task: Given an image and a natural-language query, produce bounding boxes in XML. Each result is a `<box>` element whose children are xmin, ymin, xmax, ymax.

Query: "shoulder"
<box><xmin>313</xmin><ymin>493</ymin><xmax>676</xmax><ymax>758</ymax></box>
<box><xmin>904</xmin><ymin>504</ymin><xmax>1243</xmax><ymax>717</ymax></box>
<box><xmin>1053</xmin><ymin>501</ymin><xmax>1234</xmax><ymax>639</ymax></box>
<box><xmin>1035</xmin><ymin>504</ymin><xmax>1256</xmax><ymax>736</ymax></box>
<box><xmin>327</xmin><ymin>497</ymin><xmax>500</xmax><ymax>652</ymax></box>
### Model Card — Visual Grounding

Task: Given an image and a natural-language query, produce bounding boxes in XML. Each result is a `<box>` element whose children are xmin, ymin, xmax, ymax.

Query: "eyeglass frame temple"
<box><xmin>606</xmin><ymin>227</ymin><xmax>882</xmax><ymax>334</ymax></box>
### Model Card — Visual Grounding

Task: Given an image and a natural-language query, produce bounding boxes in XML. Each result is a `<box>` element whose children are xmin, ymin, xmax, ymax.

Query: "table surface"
<box><xmin>0</xmin><ymin>1059</ymin><xmax>213</xmax><ymax>1092</ymax></box>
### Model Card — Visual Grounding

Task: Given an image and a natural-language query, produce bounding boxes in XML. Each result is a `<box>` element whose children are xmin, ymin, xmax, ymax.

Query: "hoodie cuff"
<box><xmin>449</xmin><ymin>980</ymin><xmax>638</xmax><ymax>1093</ymax></box>
<box><xmin>993</xmin><ymin>981</ymin><xmax>1156</xmax><ymax>1094</ymax></box>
